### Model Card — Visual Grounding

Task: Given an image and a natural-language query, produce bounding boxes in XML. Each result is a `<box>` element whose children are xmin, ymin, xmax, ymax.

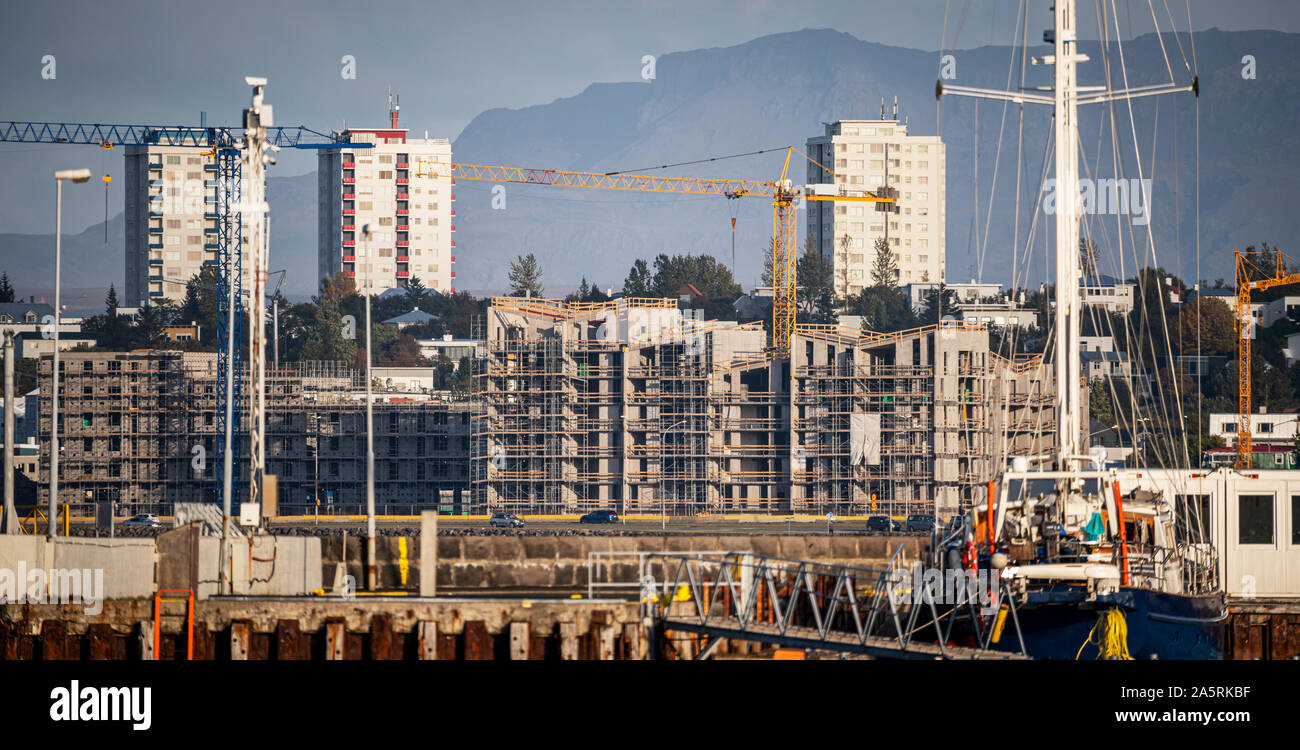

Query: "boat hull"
<box><xmin>999</xmin><ymin>585</ymin><xmax>1227</xmax><ymax>660</ymax></box>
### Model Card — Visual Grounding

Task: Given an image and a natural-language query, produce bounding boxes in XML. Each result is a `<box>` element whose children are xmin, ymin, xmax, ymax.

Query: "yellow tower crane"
<box><xmin>1234</xmin><ymin>248</ymin><xmax>1300</xmax><ymax>468</ymax></box>
<box><xmin>416</xmin><ymin>148</ymin><xmax>894</xmax><ymax>355</ymax></box>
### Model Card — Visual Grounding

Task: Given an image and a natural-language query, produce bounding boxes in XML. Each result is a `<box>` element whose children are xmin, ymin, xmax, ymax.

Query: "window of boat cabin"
<box><xmin>1238</xmin><ymin>494</ymin><xmax>1274</xmax><ymax>545</ymax></box>
<box><xmin>1175</xmin><ymin>494</ymin><xmax>1211</xmax><ymax>544</ymax></box>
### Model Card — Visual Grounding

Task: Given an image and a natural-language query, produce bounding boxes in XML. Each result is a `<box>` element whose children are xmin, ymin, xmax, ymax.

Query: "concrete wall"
<box><xmin>196</xmin><ymin>536</ymin><xmax>322</xmax><ymax>599</ymax></box>
<box><xmin>0</xmin><ymin>535</ymin><xmax>155</xmax><ymax>601</ymax></box>
<box><xmin>322</xmin><ymin>534</ymin><xmax>926</xmax><ymax>591</ymax></box>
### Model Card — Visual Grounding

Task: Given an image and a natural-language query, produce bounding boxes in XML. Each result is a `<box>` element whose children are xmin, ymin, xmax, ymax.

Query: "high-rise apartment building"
<box><xmin>124</xmin><ymin>138</ymin><xmax>236</xmax><ymax>306</ymax></box>
<box><xmin>318</xmin><ymin>99</ymin><xmax>455</xmax><ymax>295</ymax></box>
<box><xmin>804</xmin><ymin>114</ymin><xmax>945</xmax><ymax>297</ymax></box>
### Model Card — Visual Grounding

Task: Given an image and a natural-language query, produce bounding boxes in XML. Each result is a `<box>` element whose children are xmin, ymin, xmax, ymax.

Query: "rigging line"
<box><xmin>1112</xmin><ymin>0</ymin><xmax>1191</xmax><ymax>469</ymax></box>
<box><xmin>601</xmin><ymin>146</ymin><xmax>792</xmax><ymax>176</ymax></box>
<box><xmin>1184</xmin><ymin>0</ymin><xmax>1198</xmax><ymax>73</ymax></box>
<box><xmin>976</xmin><ymin>0</ymin><xmax>1023</xmax><ymax>285</ymax></box>
<box><xmin>1159</xmin><ymin>0</ymin><xmax>1194</xmax><ymax>76</ymax></box>
<box><xmin>1146</xmin><ymin>0</ymin><xmax>1177</xmax><ymax>85</ymax></box>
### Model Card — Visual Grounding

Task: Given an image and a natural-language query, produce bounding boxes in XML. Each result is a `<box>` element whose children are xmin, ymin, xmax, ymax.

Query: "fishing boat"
<box><xmin>937</xmin><ymin>0</ymin><xmax>1225</xmax><ymax>659</ymax></box>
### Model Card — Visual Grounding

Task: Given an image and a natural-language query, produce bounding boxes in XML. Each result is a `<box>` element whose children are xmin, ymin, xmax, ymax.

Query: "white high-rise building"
<box><xmin>124</xmin><ymin>138</ymin><xmax>231</xmax><ymax>306</ymax></box>
<box><xmin>804</xmin><ymin>113</ymin><xmax>945</xmax><ymax>297</ymax></box>
<box><xmin>318</xmin><ymin>99</ymin><xmax>455</xmax><ymax>296</ymax></box>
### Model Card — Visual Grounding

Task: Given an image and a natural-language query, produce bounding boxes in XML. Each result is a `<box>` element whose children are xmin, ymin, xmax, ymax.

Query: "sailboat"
<box><xmin>938</xmin><ymin>1</ymin><xmax>1226</xmax><ymax>659</ymax></box>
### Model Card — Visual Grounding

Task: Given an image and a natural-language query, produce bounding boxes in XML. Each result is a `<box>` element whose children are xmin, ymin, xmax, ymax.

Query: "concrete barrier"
<box><xmin>0</xmin><ymin>535</ymin><xmax>156</xmax><ymax>602</ymax></box>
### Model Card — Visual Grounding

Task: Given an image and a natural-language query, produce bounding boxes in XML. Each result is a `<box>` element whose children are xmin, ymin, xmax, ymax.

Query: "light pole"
<box><xmin>50</xmin><ymin>168</ymin><xmax>92</xmax><ymax>539</ymax></box>
<box><xmin>362</xmin><ymin>224</ymin><xmax>377</xmax><ymax>590</ymax></box>
<box><xmin>660</xmin><ymin>419</ymin><xmax>689</xmax><ymax>531</ymax></box>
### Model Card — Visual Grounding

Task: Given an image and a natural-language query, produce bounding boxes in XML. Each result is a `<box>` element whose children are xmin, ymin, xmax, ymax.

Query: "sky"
<box><xmin>1</xmin><ymin>0</ymin><xmax>1298</xmax><ymax>235</ymax></box>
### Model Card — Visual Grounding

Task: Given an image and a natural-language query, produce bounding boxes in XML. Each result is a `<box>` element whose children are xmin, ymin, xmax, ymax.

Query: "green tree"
<box><xmin>0</xmin><ymin>273</ymin><xmax>13</xmax><ymax>303</ymax></box>
<box><xmin>918</xmin><ymin>283</ymin><xmax>959</xmax><ymax>325</ymax></box>
<box><xmin>405</xmin><ymin>276</ymin><xmax>431</xmax><ymax>312</ymax></box>
<box><xmin>105</xmin><ymin>285</ymin><xmax>119</xmax><ymax>316</ymax></box>
<box><xmin>1174</xmin><ymin>296</ymin><xmax>1236</xmax><ymax>356</ymax></box>
<box><xmin>845</xmin><ymin>286</ymin><xmax>916</xmax><ymax>333</ymax></box>
<box><xmin>508</xmin><ymin>253</ymin><xmax>544</xmax><ymax>298</ymax></box>
<box><xmin>761</xmin><ymin>238</ymin><xmax>775</xmax><ymax>288</ymax></box>
<box><xmin>300</xmin><ymin>274</ymin><xmax>359</xmax><ymax>363</ymax></box>
<box><xmin>869</xmin><ymin>237</ymin><xmax>898</xmax><ymax>290</ymax></box>
<box><xmin>796</xmin><ymin>237</ymin><xmax>836</xmax><ymax>324</ymax></box>
<box><xmin>623</xmin><ymin>259</ymin><xmax>653</xmax><ymax>297</ymax></box>
<box><xmin>1089</xmin><ymin>378</ymin><xmax>1114</xmax><ymax>424</ymax></box>
<box><xmin>648</xmin><ymin>253</ymin><xmax>741</xmax><ymax>300</ymax></box>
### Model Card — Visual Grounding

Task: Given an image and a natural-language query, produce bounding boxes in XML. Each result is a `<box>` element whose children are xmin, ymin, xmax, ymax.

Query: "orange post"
<box><xmin>1111</xmin><ymin>481</ymin><xmax>1130</xmax><ymax>586</ymax></box>
<box><xmin>152</xmin><ymin>592</ymin><xmax>161</xmax><ymax>659</ymax></box>
<box><xmin>186</xmin><ymin>591</ymin><xmax>195</xmax><ymax>660</ymax></box>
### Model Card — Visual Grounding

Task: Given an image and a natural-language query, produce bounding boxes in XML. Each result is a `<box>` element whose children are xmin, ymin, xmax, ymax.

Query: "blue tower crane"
<box><xmin>0</xmin><ymin>120</ymin><xmax>366</xmax><ymax>503</ymax></box>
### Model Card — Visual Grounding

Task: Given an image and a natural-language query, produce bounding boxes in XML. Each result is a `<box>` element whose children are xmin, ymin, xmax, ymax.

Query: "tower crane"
<box><xmin>415</xmin><ymin>147</ymin><xmax>895</xmax><ymax>354</ymax></box>
<box><xmin>1234</xmin><ymin>248</ymin><xmax>1300</xmax><ymax>468</ymax></box>
<box><xmin>0</xmin><ymin>117</ymin><xmax>363</xmax><ymax>501</ymax></box>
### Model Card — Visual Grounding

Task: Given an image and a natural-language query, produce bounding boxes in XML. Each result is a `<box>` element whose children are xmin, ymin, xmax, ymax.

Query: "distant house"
<box><xmin>383</xmin><ymin>308</ymin><xmax>437</xmax><ymax>330</ymax></box>
<box><xmin>1203</xmin><ymin>444</ymin><xmax>1297</xmax><ymax>470</ymax></box>
<box><xmin>1079</xmin><ymin>275</ymin><xmax>1135</xmax><ymax>313</ymax></box>
<box><xmin>14</xmin><ymin>331</ymin><xmax>97</xmax><ymax>359</ymax></box>
<box><xmin>732</xmin><ymin>293</ymin><xmax>772</xmax><ymax>320</ymax></box>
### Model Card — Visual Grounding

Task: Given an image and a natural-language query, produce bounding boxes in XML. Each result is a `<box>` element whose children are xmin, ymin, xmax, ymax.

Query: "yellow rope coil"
<box><xmin>1076</xmin><ymin>608</ymin><xmax>1134</xmax><ymax>660</ymax></box>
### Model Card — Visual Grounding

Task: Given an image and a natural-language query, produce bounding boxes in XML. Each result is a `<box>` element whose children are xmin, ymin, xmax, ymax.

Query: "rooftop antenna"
<box><xmin>389</xmin><ymin>91</ymin><xmax>400</xmax><ymax>129</ymax></box>
<box><xmin>880</xmin><ymin>96</ymin><xmax>886</xmax><ymax>120</ymax></box>
<box><xmin>893</xmin><ymin>95</ymin><xmax>898</xmax><ymax>121</ymax></box>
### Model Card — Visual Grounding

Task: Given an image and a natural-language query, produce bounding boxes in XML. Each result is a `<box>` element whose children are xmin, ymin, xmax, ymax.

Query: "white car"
<box><xmin>121</xmin><ymin>513</ymin><xmax>162</xmax><ymax>528</ymax></box>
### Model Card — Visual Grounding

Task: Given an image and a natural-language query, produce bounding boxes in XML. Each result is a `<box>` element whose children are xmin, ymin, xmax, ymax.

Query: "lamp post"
<box><xmin>362</xmin><ymin>224</ymin><xmax>376</xmax><ymax>590</ymax></box>
<box><xmin>660</xmin><ymin>419</ymin><xmax>689</xmax><ymax>531</ymax></box>
<box><xmin>50</xmin><ymin>168</ymin><xmax>92</xmax><ymax>539</ymax></box>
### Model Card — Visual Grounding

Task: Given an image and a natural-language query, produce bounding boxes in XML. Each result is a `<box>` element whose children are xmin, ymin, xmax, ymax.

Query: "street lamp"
<box><xmin>50</xmin><ymin>168</ymin><xmax>92</xmax><ymax>539</ymax></box>
<box><xmin>362</xmin><ymin>224</ymin><xmax>377</xmax><ymax>590</ymax></box>
<box><xmin>659</xmin><ymin>419</ymin><xmax>689</xmax><ymax>530</ymax></box>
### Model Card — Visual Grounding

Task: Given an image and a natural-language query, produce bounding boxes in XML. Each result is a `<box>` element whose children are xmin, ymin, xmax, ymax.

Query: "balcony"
<box><xmin>204</xmin><ymin>211</ymin><xmax>219</xmax><ymax>219</ymax></box>
<box><xmin>396</xmin><ymin>178</ymin><xmax>409</xmax><ymax>185</ymax></box>
<box><xmin>203</xmin><ymin>259</ymin><xmax>219</xmax><ymax>265</ymax></box>
<box><xmin>204</xmin><ymin>195</ymin><xmax>218</xmax><ymax>203</ymax></box>
<box><xmin>395</xmin><ymin>271</ymin><xmax>409</xmax><ymax>278</ymax></box>
<box><xmin>149</xmin><ymin>290</ymin><xmax>165</xmax><ymax>297</ymax></box>
<box><xmin>450</xmin><ymin>209</ymin><xmax>455</xmax><ymax>217</ymax></box>
<box><xmin>148</xmin><ymin>180</ymin><xmax>163</xmax><ymax>187</ymax></box>
<box><xmin>396</xmin><ymin>162</ymin><xmax>409</xmax><ymax>169</ymax></box>
<box><xmin>204</xmin><ymin>227</ymin><xmax>218</xmax><ymax>234</ymax></box>
<box><xmin>450</xmin><ymin>194</ymin><xmax>455</xmax><ymax>201</ymax></box>
<box><xmin>396</xmin><ymin>255</ymin><xmax>409</xmax><ymax>262</ymax></box>
<box><xmin>344</xmin><ymin>271</ymin><xmax>355</xmax><ymax>277</ymax></box>
<box><xmin>148</xmin><ymin>161</ymin><xmax>163</xmax><ymax>170</ymax></box>
<box><xmin>450</xmin><ymin>255</ymin><xmax>455</xmax><ymax>263</ymax></box>
<box><xmin>343</xmin><ymin>193</ymin><xmax>354</xmax><ymax>200</ymax></box>
<box><xmin>149</xmin><ymin>274</ymin><xmax>163</xmax><ymax>281</ymax></box>
<box><xmin>395</xmin><ymin>224</ymin><xmax>408</xmax><ymax>231</ymax></box>
<box><xmin>450</xmin><ymin>271</ymin><xmax>455</xmax><ymax>279</ymax></box>
<box><xmin>204</xmin><ymin>179</ymin><xmax>218</xmax><ymax>187</ymax></box>
<box><xmin>396</xmin><ymin>240</ymin><xmax>409</xmax><ymax>247</ymax></box>
<box><xmin>149</xmin><ymin>258</ymin><xmax>164</xmax><ymax>265</ymax></box>
<box><xmin>343</xmin><ymin>240</ymin><xmax>355</xmax><ymax>247</ymax></box>
<box><xmin>148</xmin><ymin>210</ymin><xmax>163</xmax><ymax>217</ymax></box>
<box><xmin>396</xmin><ymin>209</ymin><xmax>409</xmax><ymax>215</ymax></box>
<box><xmin>148</xmin><ymin>226</ymin><xmax>163</xmax><ymax>234</ymax></box>
<box><xmin>343</xmin><ymin>177</ymin><xmax>356</xmax><ymax>184</ymax></box>
<box><xmin>204</xmin><ymin>243</ymin><xmax>218</xmax><ymax>250</ymax></box>
<box><xmin>149</xmin><ymin>243</ymin><xmax>163</xmax><ymax>249</ymax></box>
<box><xmin>450</xmin><ymin>240</ymin><xmax>455</xmax><ymax>248</ymax></box>
<box><xmin>204</xmin><ymin>163</ymin><xmax>218</xmax><ymax>171</ymax></box>
<box><xmin>343</xmin><ymin>209</ymin><xmax>356</xmax><ymax>216</ymax></box>
<box><xmin>342</xmin><ymin>255</ymin><xmax>355</xmax><ymax>262</ymax></box>
<box><xmin>396</xmin><ymin>193</ymin><xmax>408</xmax><ymax>200</ymax></box>
<box><xmin>450</xmin><ymin>225</ymin><xmax>455</xmax><ymax>232</ymax></box>
<box><xmin>342</xmin><ymin>161</ymin><xmax>355</xmax><ymax>168</ymax></box>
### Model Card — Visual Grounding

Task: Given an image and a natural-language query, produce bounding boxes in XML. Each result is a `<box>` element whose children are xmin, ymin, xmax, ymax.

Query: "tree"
<box><xmin>1080</xmin><ymin>237</ymin><xmax>1101</xmax><ymax>279</ymax></box>
<box><xmin>508</xmin><ymin>253</ymin><xmax>544</xmax><ymax>298</ymax></box>
<box><xmin>844</xmin><ymin>285</ymin><xmax>916</xmax><ymax>333</ymax></box>
<box><xmin>917</xmin><ymin>283</ymin><xmax>959</xmax><ymax>325</ymax></box>
<box><xmin>869</xmin><ymin>237</ymin><xmax>898</xmax><ymax>289</ymax></box>
<box><xmin>406</xmin><ymin>276</ymin><xmax>431</xmax><ymax>312</ymax></box>
<box><xmin>0</xmin><ymin>273</ymin><xmax>13</xmax><ymax>303</ymax></box>
<box><xmin>1173</xmin><ymin>297</ymin><xmax>1236</xmax><ymax>356</ymax></box>
<box><xmin>180</xmin><ymin>265</ymin><xmax>222</xmax><ymax>347</ymax></box>
<box><xmin>1089</xmin><ymin>378</ymin><xmax>1114</xmax><ymax>424</ymax></box>
<box><xmin>300</xmin><ymin>274</ymin><xmax>358</xmax><ymax>363</ymax></box>
<box><xmin>760</xmin><ymin>238</ymin><xmax>775</xmax><ymax>288</ymax></box>
<box><xmin>648</xmin><ymin>253</ymin><xmax>741</xmax><ymax>300</ymax></box>
<box><xmin>623</xmin><ymin>260</ymin><xmax>653</xmax><ymax>297</ymax></box>
<box><xmin>105</xmin><ymin>285</ymin><xmax>119</xmax><ymax>316</ymax></box>
<box><xmin>796</xmin><ymin>237</ymin><xmax>836</xmax><ymax>324</ymax></box>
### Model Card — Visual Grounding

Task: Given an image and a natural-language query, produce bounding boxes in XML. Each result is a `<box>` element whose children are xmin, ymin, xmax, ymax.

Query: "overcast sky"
<box><xmin>2</xmin><ymin>0</ymin><xmax>1298</xmax><ymax>234</ymax></box>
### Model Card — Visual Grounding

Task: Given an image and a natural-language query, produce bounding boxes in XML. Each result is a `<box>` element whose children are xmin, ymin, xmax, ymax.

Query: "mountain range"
<box><xmin>2</xmin><ymin>27</ymin><xmax>1296</xmax><ymax>313</ymax></box>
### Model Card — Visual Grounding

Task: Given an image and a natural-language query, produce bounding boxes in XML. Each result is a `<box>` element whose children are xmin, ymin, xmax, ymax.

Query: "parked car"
<box><xmin>579</xmin><ymin>510</ymin><xmax>619</xmax><ymax>524</ymax></box>
<box><xmin>121</xmin><ymin>513</ymin><xmax>162</xmax><ymax>529</ymax></box>
<box><xmin>489</xmin><ymin>512</ymin><xmax>524</xmax><ymax>528</ymax></box>
<box><xmin>905</xmin><ymin>514</ymin><xmax>937</xmax><ymax>533</ymax></box>
<box><xmin>865</xmin><ymin>515</ymin><xmax>901</xmax><ymax>533</ymax></box>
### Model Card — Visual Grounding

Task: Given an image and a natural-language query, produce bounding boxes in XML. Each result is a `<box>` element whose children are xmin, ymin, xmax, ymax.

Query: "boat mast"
<box><xmin>1052</xmin><ymin>0</ymin><xmax>1085</xmax><ymax>469</ymax></box>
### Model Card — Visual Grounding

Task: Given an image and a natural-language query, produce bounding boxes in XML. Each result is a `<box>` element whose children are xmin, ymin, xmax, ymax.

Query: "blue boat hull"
<box><xmin>1000</xmin><ymin>585</ymin><xmax>1227</xmax><ymax>660</ymax></box>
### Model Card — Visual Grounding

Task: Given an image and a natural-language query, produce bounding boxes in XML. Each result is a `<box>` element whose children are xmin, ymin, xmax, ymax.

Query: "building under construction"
<box><xmin>36</xmin><ymin>352</ymin><xmax>475</xmax><ymax>512</ymax></box>
<box><xmin>474</xmin><ymin>297</ymin><xmax>1057</xmax><ymax>514</ymax></box>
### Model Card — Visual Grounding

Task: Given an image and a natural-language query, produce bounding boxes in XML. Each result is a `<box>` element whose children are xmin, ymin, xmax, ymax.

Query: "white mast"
<box><xmin>1052</xmin><ymin>0</ymin><xmax>1085</xmax><ymax>468</ymax></box>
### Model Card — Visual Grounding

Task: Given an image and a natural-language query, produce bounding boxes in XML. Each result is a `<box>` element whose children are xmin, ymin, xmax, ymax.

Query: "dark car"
<box><xmin>905</xmin><ymin>514</ymin><xmax>937</xmax><ymax>533</ymax></box>
<box><xmin>865</xmin><ymin>515</ymin><xmax>900</xmax><ymax>533</ymax></box>
<box><xmin>579</xmin><ymin>510</ymin><xmax>619</xmax><ymax>524</ymax></box>
<box><xmin>489</xmin><ymin>513</ymin><xmax>524</xmax><ymax>528</ymax></box>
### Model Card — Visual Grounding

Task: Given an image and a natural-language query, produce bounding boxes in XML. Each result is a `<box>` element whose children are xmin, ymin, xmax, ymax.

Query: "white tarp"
<box><xmin>850</xmin><ymin>413</ymin><xmax>881</xmax><ymax>466</ymax></box>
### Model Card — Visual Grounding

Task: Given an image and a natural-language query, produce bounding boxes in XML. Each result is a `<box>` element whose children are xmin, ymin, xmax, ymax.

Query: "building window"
<box><xmin>1238</xmin><ymin>494</ymin><xmax>1273</xmax><ymax>545</ymax></box>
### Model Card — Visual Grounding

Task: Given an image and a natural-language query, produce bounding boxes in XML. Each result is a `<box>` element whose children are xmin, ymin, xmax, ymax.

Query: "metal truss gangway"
<box><xmin>641</xmin><ymin>551</ymin><xmax>1028</xmax><ymax>660</ymax></box>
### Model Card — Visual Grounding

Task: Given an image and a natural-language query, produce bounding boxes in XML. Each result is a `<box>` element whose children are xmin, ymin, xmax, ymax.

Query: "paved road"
<box><xmin>266</xmin><ymin>517</ymin><xmax>924</xmax><ymax>536</ymax></box>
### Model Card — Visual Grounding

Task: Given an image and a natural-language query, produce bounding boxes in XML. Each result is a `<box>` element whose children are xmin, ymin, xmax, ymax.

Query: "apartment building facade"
<box><xmin>318</xmin><ymin>105</ymin><xmax>455</xmax><ymax>296</ymax></box>
<box><xmin>124</xmin><ymin>140</ymin><xmax>235</xmax><ymax>307</ymax></box>
<box><xmin>805</xmin><ymin>117</ymin><xmax>946</xmax><ymax>296</ymax></box>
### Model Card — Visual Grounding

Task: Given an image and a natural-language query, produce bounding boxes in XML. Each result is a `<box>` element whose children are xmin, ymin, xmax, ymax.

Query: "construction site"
<box><xmin>35</xmin><ymin>351</ymin><xmax>475</xmax><ymax>514</ymax></box>
<box><xmin>471</xmin><ymin>295</ymin><xmax>1058</xmax><ymax>515</ymax></box>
